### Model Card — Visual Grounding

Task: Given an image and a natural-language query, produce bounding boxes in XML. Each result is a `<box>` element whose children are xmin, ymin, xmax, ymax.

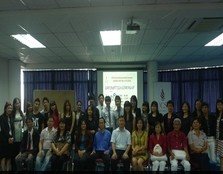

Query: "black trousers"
<box><xmin>111</xmin><ymin>150</ymin><xmax>130</xmax><ymax>172</ymax></box>
<box><xmin>191</xmin><ymin>153</ymin><xmax>210</xmax><ymax>171</ymax></box>
<box><xmin>51</xmin><ymin>154</ymin><xmax>68</xmax><ymax>171</ymax></box>
<box><xmin>89</xmin><ymin>151</ymin><xmax>110</xmax><ymax>171</ymax></box>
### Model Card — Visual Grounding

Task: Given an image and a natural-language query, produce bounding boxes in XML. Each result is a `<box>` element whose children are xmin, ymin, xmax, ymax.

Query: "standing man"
<box><xmin>102</xmin><ymin>96</ymin><xmax>115</xmax><ymax>133</ymax></box>
<box><xmin>15</xmin><ymin>117</ymin><xmax>40</xmax><ymax>171</ymax></box>
<box><xmin>96</xmin><ymin>94</ymin><xmax>105</xmax><ymax>118</ymax></box>
<box><xmin>110</xmin><ymin>116</ymin><xmax>131</xmax><ymax>172</ymax></box>
<box><xmin>40</xmin><ymin>97</ymin><xmax>50</xmax><ymax>128</ymax></box>
<box><xmin>89</xmin><ymin>117</ymin><xmax>111</xmax><ymax>171</ymax></box>
<box><xmin>35</xmin><ymin>116</ymin><xmax>57</xmax><ymax>171</ymax></box>
<box><xmin>113</xmin><ymin>95</ymin><xmax>124</xmax><ymax>129</ymax></box>
<box><xmin>32</xmin><ymin>98</ymin><xmax>44</xmax><ymax>134</ymax></box>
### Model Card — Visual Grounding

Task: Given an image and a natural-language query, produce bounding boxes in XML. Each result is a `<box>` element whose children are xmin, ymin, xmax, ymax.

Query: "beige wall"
<box><xmin>33</xmin><ymin>90</ymin><xmax>75</xmax><ymax>114</ymax></box>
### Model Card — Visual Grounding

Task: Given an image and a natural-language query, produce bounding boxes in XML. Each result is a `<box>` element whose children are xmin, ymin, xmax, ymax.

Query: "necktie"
<box><xmin>101</xmin><ymin>107</ymin><xmax>103</xmax><ymax>118</ymax></box>
<box><xmin>27</xmin><ymin>133</ymin><xmax>31</xmax><ymax>150</ymax></box>
<box><xmin>108</xmin><ymin>107</ymin><xmax>111</xmax><ymax>128</ymax></box>
<box><xmin>117</xmin><ymin>108</ymin><xmax>120</xmax><ymax>117</ymax></box>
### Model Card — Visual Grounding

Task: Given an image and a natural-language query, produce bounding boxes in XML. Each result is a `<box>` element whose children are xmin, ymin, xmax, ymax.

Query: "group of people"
<box><xmin>0</xmin><ymin>94</ymin><xmax>222</xmax><ymax>172</ymax></box>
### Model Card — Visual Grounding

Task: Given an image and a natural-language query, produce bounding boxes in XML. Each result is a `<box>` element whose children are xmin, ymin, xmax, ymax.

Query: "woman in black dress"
<box><xmin>0</xmin><ymin>102</ymin><xmax>15</xmax><ymax>171</ymax></box>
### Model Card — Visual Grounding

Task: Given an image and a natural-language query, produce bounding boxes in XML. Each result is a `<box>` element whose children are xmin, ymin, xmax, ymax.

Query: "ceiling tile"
<box><xmin>33</xmin><ymin>49</ymin><xmax>56</xmax><ymax>57</ymax></box>
<box><xmin>104</xmin><ymin>46</ymin><xmax>121</xmax><ymax>56</ymax></box>
<box><xmin>56</xmin><ymin>0</ymin><xmax>91</xmax><ymax>7</ymax></box>
<box><xmin>22</xmin><ymin>0</ymin><xmax>59</xmax><ymax>9</ymax></box>
<box><xmin>138</xmin><ymin>44</ymin><xmax>158</xmax><ymax>55</ymax></box>
<box><xmin>122</xmin><ymin>32</ymin><xmax>144</xmax><ymax>45</ymax></box>
<box><xmin>187</xmin><ymin>32</ymin><xmax>222</xmax><ymax>46</ymax></box>
<box><xmin>87</xmin><ymin>46</ymin><xmax>104</xmax><ymax>55</ymax></box>
<box><xmin>68</xmin><ymin>46</ymin><xmax>88</xmax><ymax>56</ymax></box>
<box><xmin>142</xmin><ymin>29</ymin><xmax>167</xmax><ymax>44</ymax></box>
<box><xmin>50</xmin><ymin>48</ymin><xmax>73</xmax><ymax>56</ymax></box>
<box><xmin>156</xmin><ymin>0</ymin><xmax>188</xmax><ymax>3</ymax></box>
<box><xmin>44</xmin><ymin>22</ymin><xmax>74</xmax><ymax>33</ymax></box>
<box><xmin>168</xmin><ymin>33</ymin><xmax>198</xmax><ymax>46</ymax></box>
<box><xmin>193</xmin><ymin>47</ymin><xmax>218</xmax><ymax>55</ymax></box>
<box><xmin>0</xmin><ymin>0</ymin><xmax>27</xmax><ymax>10</ymax></box>
<box><xmin>17</xmin><ymin>22</ymin><xmax>51</xmax><ymax>34</ymax></box>
<box><xmin>135</xmin><ymin>55</ymin><xmax>152</xmax><ymax>61</ymax></box>
<box><xmin>176</xmin><ymin>46</ymin><xmax>200</xmax><ymax>55</ymax></box>
<box><xmin>122</xmin><ymin>45</ymin><xmax>138</xmax><ymax>55</ymax></box>
<box><xmin>55</xmin><ymin>33</ymin><xmax>82</xmax><ymax>47</ymax></box>
<box><xmin>160</xmin><ymin>46</ymin><xmax>182</xmax><ymax>56</ymax></box>
<box><xmin>123</xmin><ymin>0</ymin><xmax>155</xmax><ymax>5</ymax></box>
<box><xmin>32</xmin><ymin>34</ymin><xmax>64</xmax><ymax>47</ymax></box>
<box><xmin>91</xmin><ymin>55</ymin><xmax>106</xmax><ymax>62</ymax></box>
<box><xmin>78</xmin><ymin>31</ymin><xmax>102</xmax><ymax>46</ymax></box>
<box><xmin>91</xmin><ymin>0</ymin><xmax>122</xmax><ymax>6</ymax></box>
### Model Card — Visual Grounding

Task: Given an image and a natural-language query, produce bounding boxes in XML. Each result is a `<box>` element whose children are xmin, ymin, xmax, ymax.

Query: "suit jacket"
<box><xmin>75</xmin><ymin>130</ymin><xmax>93</xmax><ymax>153</ymax></box>
<box><xmin>20</xmin><ymin>128</ymin><xmax>39</xmax><ymax>156</ymax></box>
<box><xmin>0</xmin><ymin>114</ymin><xmax>15</xmax><ymax>144</ymax></box>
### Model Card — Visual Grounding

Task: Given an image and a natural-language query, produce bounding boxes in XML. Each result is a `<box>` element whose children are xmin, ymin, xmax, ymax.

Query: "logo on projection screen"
<box><xmin>160</xmin><ymin>89</ymin><xmax>166</xmax><ymax>109</ymax></box>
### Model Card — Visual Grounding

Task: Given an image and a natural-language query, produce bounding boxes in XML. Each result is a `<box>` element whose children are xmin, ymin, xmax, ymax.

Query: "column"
<box><xmin>0</xmin><ymin>59</ymin><xmax>9</xmax><ymax>113</ymax></box>
<box><xmin>147</xmin><ymin>61</ymin><xmax>158</xmax><ymax>104</ymax></box>
<box><xmin>9</xmin><ymin>60</ymin><xmax>21</xmax><ymax>102</ymax></box>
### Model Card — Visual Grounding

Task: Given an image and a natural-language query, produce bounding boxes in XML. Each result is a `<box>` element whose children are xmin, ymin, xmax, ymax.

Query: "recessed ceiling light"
<box><xmin>205</xmin><ymin>33</ymin><xmax>223</xmax><ymax>46</ymax></box>
<box><xmin>100</xmin><ymin>30</ymin><xmax>121</xmax><ymax>46</ymax></box>
<box><xmin>11</xmin><ymin>34</ymin><xmax>46</xmax><ymax>48</ymax></box>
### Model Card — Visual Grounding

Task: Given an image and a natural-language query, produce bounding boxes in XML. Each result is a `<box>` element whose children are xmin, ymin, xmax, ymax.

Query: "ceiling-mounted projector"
<box><xmin>126</xmin><ymin>17</ymin><xmax>140</xmax><ymax>34</ymax></box>
<box><xmin>127</xmin><ymin>24</ymin><xmax>140</xmax><ymax>31</ymax></box>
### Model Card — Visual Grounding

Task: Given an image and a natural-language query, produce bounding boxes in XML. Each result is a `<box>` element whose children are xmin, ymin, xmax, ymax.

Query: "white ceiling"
<box><xmin>0</xmin><ymin>0</ymin><xmax>223</xmax><ymax>70</ymax></box>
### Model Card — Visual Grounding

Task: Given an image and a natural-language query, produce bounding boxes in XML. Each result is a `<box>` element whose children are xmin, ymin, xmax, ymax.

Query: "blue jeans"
<box><xmin>35</xmin><ymin>149</ymin><xmax>52</xmax><ymax>171</ymax></box>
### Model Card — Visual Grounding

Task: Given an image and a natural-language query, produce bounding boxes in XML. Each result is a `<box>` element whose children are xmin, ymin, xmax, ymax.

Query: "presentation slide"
<box><xmin>103</xmin><ymin>71</ymin><xmax>137</xmax><ymax>108</ymax></box>
<box><xmin>97</xmin><ymin>70</ymin><xmax>143</xmax><ymax>109</ymax></box>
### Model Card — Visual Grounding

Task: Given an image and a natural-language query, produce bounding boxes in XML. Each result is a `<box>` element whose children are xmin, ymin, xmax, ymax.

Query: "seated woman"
<box><xmin>51</xmin><ymin>119</ymin><xmax>71</xmax><ymax>171</ymax></box>
<box><xmin>187</xmin><ymin>117</ymin><xmax>210</xmax><ymax>171</ymax></box>
<box><xmin>73</xmin><ymin>119</ymin><xmax>93</xmax><ymax>171</ymax></box>
<box><xmin>131</xmin><ymin>118</ymin><xmax>148</xmax><ymax>171</ymax></box>
<box><xmin>149</xmin><ymin>121</ymin><xmax>167</xmax><ymax>172</ymax></box>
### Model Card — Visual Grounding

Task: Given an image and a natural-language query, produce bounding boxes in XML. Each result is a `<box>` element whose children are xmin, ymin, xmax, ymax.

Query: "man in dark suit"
<box><xmin>15</xmin><ymin>116</ymin><xmax>40</xmax><ymax>171</ymax></box>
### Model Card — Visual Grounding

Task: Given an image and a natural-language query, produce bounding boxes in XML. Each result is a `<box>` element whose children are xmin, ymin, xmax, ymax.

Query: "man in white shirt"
<box><xmin>96</xmin><ymin>94</ymin><xmax>105</xmax><ymax>118</ymax></box>
<box><xmin>110</xmin><ymin>116</ymin><xmax>131</xmax><ymax>172</ymax></box>
<box><xmin>113</xmin><ymin>95</ymin><xmax>124</xmax><ymax>129</ymax></box>
<box><xmin>35</xmin><ymin>116</ymin><xmax>57</xmax><ymax>171</ymax></box>
<box><xmin>101</xmin><ymin>96</ymin><xmax>115</xmax><ymax>133</ymax></box>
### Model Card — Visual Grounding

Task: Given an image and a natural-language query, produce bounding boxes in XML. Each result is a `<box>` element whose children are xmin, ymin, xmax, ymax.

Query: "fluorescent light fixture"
<box><xmin>205</xmin><ymin>33</ymin><xmax>223</xmax><ymax>46</ymax></box>
<box><xmin>100</xmin><ymin>30</ymin><xmax>121</xmax><ymax>46</ymax></box>
<box><xmin>11</xmin><ymin>34</ymin><xmax>46</xmax><ymax>48</ymax></box>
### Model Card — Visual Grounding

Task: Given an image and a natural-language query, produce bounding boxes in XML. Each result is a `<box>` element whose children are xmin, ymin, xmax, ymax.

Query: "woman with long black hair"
<box><xmin>11</xmin><ymin>97</ymin><xmax>25</xmax><ymax>171</ymax></box>
<box><xmin>0</xmin><ymin>102</ymin><xmax>15</xmax><ymax>171</ymax></box>
<box><xmin>51</xmin><ymin>118</ymin><xmax>71</xmax><ymax>171</ymax></box>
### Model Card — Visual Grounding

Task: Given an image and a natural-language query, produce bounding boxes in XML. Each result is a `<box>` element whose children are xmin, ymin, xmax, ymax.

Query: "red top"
<box><xmin>167</xmin><ymin>130</ymin><xmax>187</xmax><ymax>150</ymax></box>
<box><xmin>52</xmin><ymin>112</ymin><xmax>60</xmax><ymax>129</ymax></box>
<box><xmin>149</xmin><ymin>134</ymin><xmax>167</xmax><ymax>154</ymax></box>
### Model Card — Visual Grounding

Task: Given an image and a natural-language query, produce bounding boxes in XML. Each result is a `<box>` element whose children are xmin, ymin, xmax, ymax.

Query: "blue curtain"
<box><xmin>23</xmin><ymin>70</ymin><xmax>97</xmax><ymax>111</ymax></box>
<box><xmin>158</xmin><ymin>68</ymin><xmax>223</xmax><ymax>113</ymax></box>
